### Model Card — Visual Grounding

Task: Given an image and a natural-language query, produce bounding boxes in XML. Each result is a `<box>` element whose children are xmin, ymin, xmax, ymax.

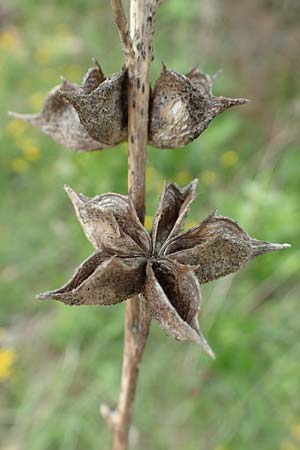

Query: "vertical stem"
<box><xmin>103</xmin><ymin>1</ymin><xmax>158</xmax><ymax>449</ymax></box>
<box><xmin>113</xmin><ymin>1</ymin><xmax>154</xmax><ymax>447</ymax></box>
<box><xmin>128</xmin><ymin>0</ymin><xmax>154</xmax><ymax>222</ymax></box>
<box><xmin>111</xmin><ymin>299</ymin><xmax>151</xmax><ymax>450</ymax></box>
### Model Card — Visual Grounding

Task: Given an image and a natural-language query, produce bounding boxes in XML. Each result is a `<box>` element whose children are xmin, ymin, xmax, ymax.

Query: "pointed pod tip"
<box><xmin>251</xmin><ymin>240</ymin><xmax>291</xmax><ymax>257</ymax></box>
<box><xmin>36</xmin><ymin>292</ymin><xmax>68</xmax><ymax>304</ymax></box>
<box><xmin>225</xmin><ymin>97</ymin><xmax>250</xmax><ymax>107</ymax></box>
<box><xmin>186</xmin><ymin>64</ymin><xmax>200</xmax><ymax>78</ymax></box>
<box><xmin>8</xmin><ymin>111</ymin><xmax>27</xmax><ymax>120</ymax></box>
<box><xmin>59</xmin><ymin>77</ymin><xmax>70</xmax><ymax>90</ymax></box>
<box><xmin>207</xmin><ymin>209</ymin><xmax>218</xmax><ymax>220</ymax></box>
<box><xmin>64</xmin><ymin>184</ymin><xmax>79</xmax><ymax>202</ymax></box>
<box><xmin>201</xmin><ymin>340</ymin><xmax>216</xmax><ymax>360</ymax></box>
<box><xmin>64</xmin><ymin>183</ymin><xmax>72</xmax><ymax>193</ymax></box>
<box><xmin>241</xmin><ymin>98</ymin><xmax>250</xmax><ymax>106</ymax></box>
<box><xmin>64</xmin><ymin>184</ymin><xmax>76</xmax><ymax>200</ymax></box>
<box><xmin>36</xmin><ymin>292</ymin><xmax>49</xmax><ymax>301</ymax></box>
<box><xmin>267</xmin><ymin>242</ymin><xmax>291</xmax><ymax>251</ymax></box>
<box><xmin>90</xmin><ymin>57</ymin><xmax>105</xmax><ymax>79</ymax></box>
<box><xmin>8</xmin><ymin>111</ymin><xmax>38</xmax><ymax>125</ymax></box>
<box><xmin>36</xmin><ymin>290</ymin><xmax>69</xmax><ymax>303</ymax></box>
<box><xmin>92</xmin><ymin>56</ymin><xmax>102</xmax><ymax>71</ymax></box>
<box><xmin>64</xmin><ymin>184</ymin><xmax>89</xmax><ymax>207</ymax></box>
<box><xmin>217</xmin><ymin>97</ymin><xmax>250</xmax><ymax>112</ymax></box>
<box><xmin>189</xmin><ymin>178</ymin><xmax>199</xmax><ymax>189</ymax></box>
<box><xmin>238</xmin><ymin>98</ymin><xmax>250</xmax><ymax>105</ymax></box>
<box><xmin>161</xmin><ymin>62</ymin><xmax>168</xmax><ymax>74</ymax></box>
<box><xmin>211</xmin><ymin>68</ymin><xmax>222</xmax><ymax>82</ymax></box>
<box><xmin>195</xmin><ymin>332</ymin><xmax>215</xmax><ymax>359</ymax></box>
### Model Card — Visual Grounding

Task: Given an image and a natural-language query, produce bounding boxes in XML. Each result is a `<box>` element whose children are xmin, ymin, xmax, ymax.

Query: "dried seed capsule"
<box><xmin>38</xmin><ymin>181</ymin><xmax>290</xmax><ymax>358</ymax></box>
<box><xmin>9</xmin><ymin>60</ymin><xmax>128</xmax><ymax>151</ymax></box>
<box><xmin>61</xmin><ymin>69</ymin><xmax>128</xmax><ymax>146</ymax></box>
<box><xmin>149</xmin><ymin>64</ymin><xmax>248</xmax><ymax>149</ymax></box>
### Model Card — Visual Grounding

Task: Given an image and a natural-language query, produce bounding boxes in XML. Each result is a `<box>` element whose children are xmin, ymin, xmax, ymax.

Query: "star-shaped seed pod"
<box><xmin>149</xmin><ymin>64</ymin><xmax>248</xmax><ymax>149</ymax></box>
<box><xmin>9</xmin><ymin>59</ymin><xmax>128</xmax><ymax>151</ymax></box>
<box><xmin>37</xmin><ymin>181</ymin><xmax>290</xmax><ymax>358</ymax></box>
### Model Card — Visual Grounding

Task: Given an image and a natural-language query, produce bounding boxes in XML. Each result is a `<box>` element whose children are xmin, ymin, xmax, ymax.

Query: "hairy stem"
<box><xmin>101</xmin><ymin>1</ymin><xmax>158</xmax><ymax>449</ymax></box>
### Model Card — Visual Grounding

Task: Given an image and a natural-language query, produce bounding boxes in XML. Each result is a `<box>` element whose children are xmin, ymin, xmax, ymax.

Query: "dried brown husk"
<box><xmin>38</xmin><ymin>181</ymin><xmax>289</xmax><ymax>357</ymax></box>
<box><xmin>149</xmin><ymin>64</ymin><xmax>248</xmax><ymax>149</ymax></box>
<box><xmin>9</xmin><ymin>60</ymin><xmax>128</xmax><ymax>151</ymax></box>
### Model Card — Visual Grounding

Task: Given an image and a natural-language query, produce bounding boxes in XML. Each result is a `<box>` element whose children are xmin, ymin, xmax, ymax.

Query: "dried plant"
<box><xmin>10</xmin><ymin>64</ymin><xmax>248</xmax><ymax>151</ymax></box>
<box><xmin>149</xmin><ymin>64</ymin><xmax>248</xmax><ymax>148</ymax></box>
<box><xmin>10</xmin><ymin>60</ymin><xmax>127</xmax><ymax>150</ymax></box>
<box><xmin>9</xmin><ymin>0</ymin><xmax>290</xmax><ymax>449</ymax></box>
<box><xmin>38</xmin><ymin>181</ymin><xmax>289</xmax><ymax>360</ymax></box>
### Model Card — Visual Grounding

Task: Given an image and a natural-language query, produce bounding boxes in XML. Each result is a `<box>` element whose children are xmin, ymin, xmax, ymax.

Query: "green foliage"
<box><xmin>0</xmin><ymin>0</ymin><xmax>300</xmax><ymax>449</ymax></box>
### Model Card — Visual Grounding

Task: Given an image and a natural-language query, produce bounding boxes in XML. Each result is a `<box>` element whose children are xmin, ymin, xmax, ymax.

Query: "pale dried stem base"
<box><xmin>101</xmin><ymin>299</ymin><xmax>151</xmax><ymax>450</ymax></box>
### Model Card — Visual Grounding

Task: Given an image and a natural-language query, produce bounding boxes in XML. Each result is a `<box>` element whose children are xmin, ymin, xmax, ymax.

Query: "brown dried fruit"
<box><xmin>61</xmin><ymin>69</ymin><xmax>128</xmax><ymax>146</ymax></box>
<box><xmin>37</xmin><ymin>181</ymin><xmax>290</xmax><ymax>357</ymax></box>
<box><xmin>149</xmin><ymin>64</ymin><xmax>248</xmax><ymax>149</ymax></box>
<box><xmin>9</xmin><ymin>59</ymin><xmax>128</xmax><ymax>151</ymax></box>
<box><xmin>9</xmin><ymin>61</ymin><xmax>248</xmax><ymax>152</ymax></box>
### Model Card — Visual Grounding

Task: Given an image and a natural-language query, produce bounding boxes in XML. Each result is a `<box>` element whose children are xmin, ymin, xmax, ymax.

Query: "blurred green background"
<box><xmin>1</xmin><ymin>0</ymin><xmax>300</xmax><ymax>449</ymax></box>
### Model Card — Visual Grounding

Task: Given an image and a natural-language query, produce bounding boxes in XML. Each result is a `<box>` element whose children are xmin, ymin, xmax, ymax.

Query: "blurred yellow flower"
<box><xmin>280</xmin><ymin>440</ymin><xmax>297</xmax><ymax>450</ymax></box>
<box><xmin>290</xmin><ymin>423</ymin><xmax>300</xmax><ymax>440</ymax></box>
<box><xmin>7</xmin><ymin>119</ymin><xmax>28</xmax><ymax>138</ymax></box>
<box><xmin>0</xmin><ymin>348</ymin><xmax>16</xmax><ymax>382</ymax></box>
<box><xmin>34</xmin><ymin>46</ymin><xmax>50</xmax><ymax>65</ymax></box>
<box><xmin>144</xmin><ymin>215</ymin><xmax>153</xmax><ymax>231</ymax></box>
<box><xmin>28</xmin><ymin>92</ymin><xmax>45</xmax><ymax>110</ymax></box>
<box><xmin>221</xmin><ymin>150</ymin><xmax>239</xmax><ymax>167</ymax></box>
<box><xmin>10</xmin><ymin>158</ymin><xmax>29</xmax><ymax>173</ymax></box>
<box><xmin>200</xmin><ymin>169</ymin><xmax>217</xmax><ymax>186</ymax></box>
<box><xmin>176</xmin><ymin>170</ymin><xmax>192</xmax><ymax>185</ymax></box>
<box><xmin>0</xmin><ymin>29</ymin><xmax>19</xmax><ymax>51</ymax></box>
<box><xmin>19</xmin><ymin>140</ymin><xmax>40</xmax><ymax>161</ymax></box>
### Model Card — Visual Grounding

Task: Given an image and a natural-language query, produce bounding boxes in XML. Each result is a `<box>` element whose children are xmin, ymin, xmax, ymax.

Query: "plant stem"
<box><xmin>101</xmin><ymin>1</ymin><xmax>158</xmax><ymax>449</ymax></box>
